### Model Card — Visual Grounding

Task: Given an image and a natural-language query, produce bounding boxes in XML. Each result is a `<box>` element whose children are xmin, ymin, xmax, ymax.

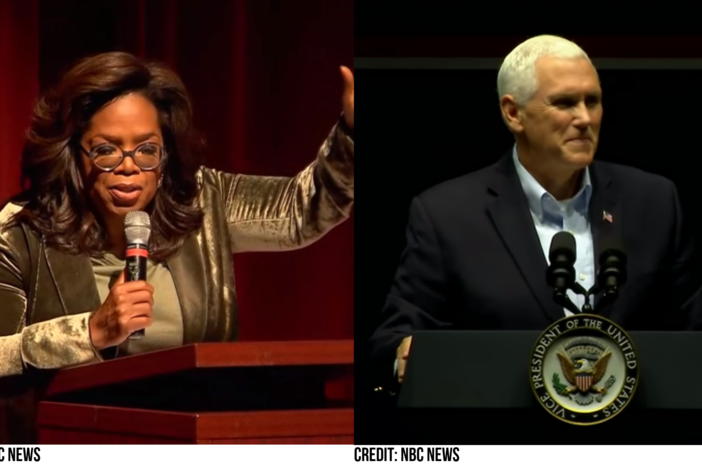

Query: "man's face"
<box><xmin>518</xmin><ymin>56</ymin><xmax>602</xmax><ymax>171</ymax></box>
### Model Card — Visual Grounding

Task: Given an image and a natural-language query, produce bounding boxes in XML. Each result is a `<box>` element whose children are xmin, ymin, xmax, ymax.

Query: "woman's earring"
<box><xmin>158</xmin><ymin>175</ymin><xmax>163</xmax><ymax>188</ymax></box>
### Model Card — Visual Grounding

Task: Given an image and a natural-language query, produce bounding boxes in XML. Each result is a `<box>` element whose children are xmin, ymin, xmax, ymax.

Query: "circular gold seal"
<box><xmin>529</xmin><ymin>314</ymin><xmax>639</xmax><ymax>425</ymax></box>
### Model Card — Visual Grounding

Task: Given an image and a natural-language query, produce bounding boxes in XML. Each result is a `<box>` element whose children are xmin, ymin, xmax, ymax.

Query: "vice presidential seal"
<box><xmin>529</xmin><ymin>314</ymin><xmax>638</xmax><ymax>425</ymax></box>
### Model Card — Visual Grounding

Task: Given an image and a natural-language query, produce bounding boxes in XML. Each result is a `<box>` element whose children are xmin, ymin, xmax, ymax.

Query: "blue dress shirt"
<box><xmin>512</xmin><ymin>146</ymin><xmax>595</xmax><ymax>314</ymax></box>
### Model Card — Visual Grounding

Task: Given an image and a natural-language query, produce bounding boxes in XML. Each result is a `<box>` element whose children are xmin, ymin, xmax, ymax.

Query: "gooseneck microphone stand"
<box><xmin>548</xmin><ymin>252</ymin><xmax>627</xmax><ymax>315</ymax></box>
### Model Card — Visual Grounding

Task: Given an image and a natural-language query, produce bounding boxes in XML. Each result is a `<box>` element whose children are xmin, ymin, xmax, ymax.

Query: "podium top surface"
<box><xmin>46</xmin><ymin>340</ymin><xmax>353</xmax><ymax>397</ymax></box>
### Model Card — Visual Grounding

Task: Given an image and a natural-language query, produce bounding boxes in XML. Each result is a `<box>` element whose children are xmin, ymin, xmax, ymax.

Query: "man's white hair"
<box><xmin>497</xmin><ymin>35</ymin><xmax>591</xmax><ymax>106</ymax></box>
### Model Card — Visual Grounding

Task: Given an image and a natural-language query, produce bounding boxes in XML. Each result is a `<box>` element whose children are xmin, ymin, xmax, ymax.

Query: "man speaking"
<box><xmin>369</xmin><ymin>35</ymin><xmax>702</xmax><ymax>385</ymax></box>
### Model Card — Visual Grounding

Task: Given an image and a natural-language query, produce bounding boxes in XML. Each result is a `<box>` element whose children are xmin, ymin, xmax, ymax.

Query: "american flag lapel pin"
<box><xmin>603</xmin><ymin>211</ymin><xmax>613</xmax><ymax>223</ymax></box>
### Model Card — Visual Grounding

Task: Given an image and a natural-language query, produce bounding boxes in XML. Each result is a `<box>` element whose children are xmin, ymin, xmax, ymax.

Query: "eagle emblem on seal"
<box><xmin>552</xmin><ymin>337</ymin><xmax>616</xmax><ymax>406</ymax></box>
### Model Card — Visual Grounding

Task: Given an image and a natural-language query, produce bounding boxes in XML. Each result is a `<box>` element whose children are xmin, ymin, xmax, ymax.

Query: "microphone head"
<box><xmin>124</xmin><ymin>211</ymin><xmax>151</xmax><ymax>245</ymax></box>
<box><xmin>549</xmin><ymin>231</ymin><xmax>576</xmax><ymax>264</ymax></box>
<box><xmin>597</xmin><ymin>237</ymin><xmax>627</xmax><ymax>287</ymax></box>
<box><xmin>598</xmin><ymin>238</ymin><xmax>626</xmax><ymax>263</ymax></box>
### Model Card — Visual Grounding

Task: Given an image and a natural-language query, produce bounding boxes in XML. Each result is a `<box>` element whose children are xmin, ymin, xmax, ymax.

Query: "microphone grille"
<box><xmin>549</xmin><ymin>231</ymin><xmax>576</xmax><ymax>263</ymax></box>
<box><xmin>600</xmin><ymin>237</ymin><xmax>626</xmax><ymax>255</ymax></box>
<box><xmin>124</xmin><ymin>211</ymin><xmax>151</xmax><ymax>245</ymax></box>
<box><xmin>599</xmin><ymin>238</ymin><xmax>627</xmax><ymax>265</ymax></box>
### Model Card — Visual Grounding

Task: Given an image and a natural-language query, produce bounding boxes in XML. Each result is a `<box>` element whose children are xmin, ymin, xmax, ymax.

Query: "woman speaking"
<box><xmin>0</xmin><ymin>51</ymin><xmax>353</xmax><ymax>439</ymax></box>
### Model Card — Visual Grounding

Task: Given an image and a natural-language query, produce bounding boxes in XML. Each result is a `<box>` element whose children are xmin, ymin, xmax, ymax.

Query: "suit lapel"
<box><xmin>486</xmin><ymin>153</ymin><xmax>565</xmax><ymax>323</ymax></box>
<box><xmin>166</xmin><ymin>232</ymin><xmax>208</xmax><ymax>344</ymax></box>
<box><xmin>43</xmin><ymin>232</ymin><xmax>208</xmax><ymax>345</ymax></box>
<box><xmin>588</xmin><ymin>163</ymin><xmax>623</xmax><ymax>313</ymax></box>
<box><xmin>43</xmin><ymin>244</ymin><xmax>101</xmax><ymax>316</ymax></box>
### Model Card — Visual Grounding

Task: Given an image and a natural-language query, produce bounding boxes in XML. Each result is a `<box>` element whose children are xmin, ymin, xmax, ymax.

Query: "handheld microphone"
<box><xmin>546</xmin><ymin>231</ymin><xmax>580</xmax><ymax>314</ymax></box>
<box><xmin>594</xmin><ymin>239</ymin><xmax>627</xmax><ymax>313</ymax></box>
<box><xmin>124</xmin><ymin>210</ymin><xmax>151</xmax><ymax>339</ymax></box>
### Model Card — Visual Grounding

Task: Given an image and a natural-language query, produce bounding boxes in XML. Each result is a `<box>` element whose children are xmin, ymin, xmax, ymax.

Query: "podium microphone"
<box><xmin>546</xmin><ymin>231</ymin><xmax>580</xmax><ymax>314</ymax></box>
<box><xmin>124</xmin><ymin>210</ymin><xmax>151</xmax><ymax>339</ymax></box>
<box><xmin>594</xmin><ymin>239</ymin><xmax>627</xmax><ymax>313</ymax></box>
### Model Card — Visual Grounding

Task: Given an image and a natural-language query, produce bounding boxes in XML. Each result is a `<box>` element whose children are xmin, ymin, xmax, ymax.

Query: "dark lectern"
<box><xmin>397</xmin><ymin>331</ymin><xmax>702</xmax><ymax>444</ymax></box>
<box><xmin>37</xmin><ymin>341</ymin><xmax>353</xmax><ymax>444</ymax></box>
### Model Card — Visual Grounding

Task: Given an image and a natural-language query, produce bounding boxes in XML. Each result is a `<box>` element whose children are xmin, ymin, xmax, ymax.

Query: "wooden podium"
<box><xmin>36</xmin><ymin>340</ymin><xmax>353</xmax><ymax>444</ymax></box>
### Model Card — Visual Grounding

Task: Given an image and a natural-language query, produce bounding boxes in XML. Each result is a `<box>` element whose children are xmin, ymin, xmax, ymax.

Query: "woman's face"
<box><xmin>80</xmin><ymin>93</ymin><xmax>163</xmax><ymax>220</ymax></box>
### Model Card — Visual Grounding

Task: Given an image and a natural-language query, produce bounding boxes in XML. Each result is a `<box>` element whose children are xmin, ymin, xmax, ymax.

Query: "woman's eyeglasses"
<box><xmin>79</xmin><ymin>142</ymin><xmax>167</xmax><ymax>171</ymax></box>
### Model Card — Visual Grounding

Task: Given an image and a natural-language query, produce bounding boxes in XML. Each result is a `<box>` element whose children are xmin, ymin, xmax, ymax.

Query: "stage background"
<box><xmin>0</xmin><ymin>0</ymin><xmax>353</xmax><ymax>344</ymax></box>
<box><xmin>0</xmin><ymin>0</ymin><xmax>353</xmax><ymax>440</ymax></box>
<box><xmin>355</xmin><ymin>13</ymin><xmax>702</xmax><ymax>443</ymax></box>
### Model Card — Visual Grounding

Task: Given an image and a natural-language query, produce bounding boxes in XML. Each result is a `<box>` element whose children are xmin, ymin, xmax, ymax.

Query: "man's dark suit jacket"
<box><xmin>369</xmin><ymin>151</ymin><xmax>702</xmax><ymax>379</ymax></box>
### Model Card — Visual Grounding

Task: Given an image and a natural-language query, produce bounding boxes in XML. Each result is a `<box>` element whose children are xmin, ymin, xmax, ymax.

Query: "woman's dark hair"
<box><xmin>10</xmin><ymin>51</ymin><xmax>205</xmax><ymax>260</ymax></box>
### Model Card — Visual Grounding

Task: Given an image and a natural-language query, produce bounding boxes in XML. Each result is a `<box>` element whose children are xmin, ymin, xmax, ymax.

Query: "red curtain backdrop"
<box><xmin>0</xmin><ymin>0</ymin><xmax>353</xmax><ymax>341</ymax></box>
<box><xmin>0</xmin><ymin>0</ymin><xmax>38</xmax><ymax>204</ymax></box>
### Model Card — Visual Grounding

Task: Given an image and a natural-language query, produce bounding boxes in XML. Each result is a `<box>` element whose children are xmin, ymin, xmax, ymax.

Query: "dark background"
<box><xmin>354</xmin><ymin>7</ymin><xmax>702</xmax><ymax>443</ymax></box>
<box><xmin>356</xmin><ymin>67</ymin><xmax>701</xmax><ymax>443</ymax></box>
<box><xmin>357</xmin><ymin>67</ymin><xmax>701</xmax><ymax>350</ymax></box>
